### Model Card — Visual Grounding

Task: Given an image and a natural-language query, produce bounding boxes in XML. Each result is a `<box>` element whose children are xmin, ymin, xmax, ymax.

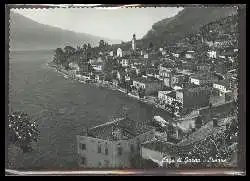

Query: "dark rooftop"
<box><xmin>166</xmin><ymin>91</ymin><xmax>176</xmax><ymax>99</ymax></box>
<box><xmin>142</xmin><ymin>139</ymin><xmax>178</xmax><ymax>156</ymax></box>
<box><xmin>190</xmin><ymin>73</ymin><xmax>217</xmax><ymax>80</ymax></box>
<box><xmin>142</xmin><ymin>117</ymin><xmax>236</xmax><ymax>157</ymax></box>
<box><xmin>177</xmin><ymin>117</ymin><xmax>235</xmax><ymax>147</ymax></box>
<box><xmin>87</xmin><ymin>117</ymin><xmax>154</xmax><ymax>141</ymax></box>
<box><xmin>133</xmin><ymin>76</ymin><xmax>162</xmax><ymax>84</ymax></box>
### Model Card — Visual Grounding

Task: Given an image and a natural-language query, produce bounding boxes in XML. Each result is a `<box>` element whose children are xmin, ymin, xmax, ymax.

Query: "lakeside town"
<box><xmin>47</xmin><ymin>14</ymin><xmax>239</xmax><ymax>169</ymax></box>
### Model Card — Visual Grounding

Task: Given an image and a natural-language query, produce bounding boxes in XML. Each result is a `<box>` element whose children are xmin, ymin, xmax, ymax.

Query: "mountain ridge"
<box><xmin>140</xmin><ymin>7</ymin><xmax>238</xmax><ymax>47</ymax></box>
<box><xmin>9</xmin><ymin>12</ymin><xmax>121</xmax><ymax>51</ymax></box>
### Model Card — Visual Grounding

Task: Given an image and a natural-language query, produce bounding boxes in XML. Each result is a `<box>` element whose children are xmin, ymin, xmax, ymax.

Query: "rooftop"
<box><xmin>142</xmin><ymin>139</ymin><xmax>178</xmax><ymax>155</ymax></box>
<box><xmin>87</xmin><ymin>117</ymin><xmax>154</xmax><ymax>141</ymax></box>
<box><xmin>166</xmin><ymin>91</ymin><xmax>176</xmax><ymax>99</ymax></box>
<box><xmin>215</xmin><ymin>78</ymin><xmax>231</xmax><ymax>88</ymax></box>
<box><xmin>176</xmin><ymin>69</ymin><xmax>193</xmax><ymax>76</ymax></box>
<box><xmin>177</xmin><ymin>117</ymin><xmax>235</xmax><ymax>147</ymax></box>
<box><xmin>133</xmin><ymin>77</ymin><xmax>162</xmax><ymax>84</ymax></box>
<box><xmin>190</xmin><ymin>73</ymin><xmax>217</xmax><ymax>80</ymax></box>
<box><xmin>180</xmin><ymin>83</ymin><xmax>210</xmax><ymax>90</ymax></box>
<box><xmin>142</xmin><ymin>117</ymin><xmax>235</xmax><ymax>157</ymax></box>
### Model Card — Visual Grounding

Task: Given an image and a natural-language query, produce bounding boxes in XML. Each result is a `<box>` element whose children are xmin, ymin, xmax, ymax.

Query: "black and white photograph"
<box><xmin>6</xmin><ymin>4</ymin><xmax>243</xmax><ymax>174</ymax></box>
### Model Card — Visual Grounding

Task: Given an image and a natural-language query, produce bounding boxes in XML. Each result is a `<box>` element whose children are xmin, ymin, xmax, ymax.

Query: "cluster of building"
<box><xmin>74</xmin><ymin>14</ymin><xmax>238</xmax><ymax>169</ymax></box>
<box><xmin>65</xmin><ymin>31</ymin><xmax>237</xmax><ymax>117</ymax></box>
<box><xmin>76</xmin><ymin>113</ymin><xmax>237</xmax><ymax>168</ymax></box>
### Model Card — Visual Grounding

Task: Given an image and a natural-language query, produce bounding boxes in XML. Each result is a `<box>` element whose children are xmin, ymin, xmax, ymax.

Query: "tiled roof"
<box><xmin>87</xmin><ymin>117</ymin><xmax>154</xmax><ymax>141</ymax></box>
<box><xmin>142</xmin><ymin>117</ymin><xmax>235</xmax><ymax>157</ymax></box>
<box><xmin>142</xmin><ymin>139</ymin><xmax>178</xmax><ymax>155</ymax></box>
<box><xmin>215</xmin><ymin>78</ymin><xmax>231</xmax><ymax>88</ymax></box>
<box><xmin>180</xmin><ymin>83</ymin><xmax>210</xmax><ymax>90</ymax></box>
<box><xmin>190</xmin><ymin>73</ymin><xmax>216</xmax><ymax>80</ymax></box>
<box><xmin>177</xmin><ymin>117</ymin><xmax>235</xmax><ymax>147</ymax></box>
<box><xmin>166</xmin><ymin>91</ymin><xmax>176</xmax><ymax>99</ymax></box>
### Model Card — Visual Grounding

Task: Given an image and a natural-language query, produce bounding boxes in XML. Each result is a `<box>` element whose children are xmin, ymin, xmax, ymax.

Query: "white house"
<box><xmin>185</xmin><ymin>54</ymin><xmax>193</xmax><ymax>59</ymax></box>
<box><xmin>190</xmin><ymin>73</ymin><xmax>218</xmax><ymax>86</ymax></box>
<box><xmin>69</xmin><ymin>62</ymin><xmax>80</xmax><ymax>71</ymax></box>
<box><xmin>158</xmin><ymin>91</ymin><xmax>177</xmax><ymax>106</ymax></box>
<box><xmin>159</xmin><ymin>69</ymin><xmax>171</xmax><ymax>78</ymax></box>
<box><xmin>92</xmin><ymin>62</ymin><xmax>104</xmax><ymax>72</ymax></box>
<box><xmin>207</xmin><ymin>50</ymin><xmax>217</xmax><ymax>58</ymax></box>
<box><xmin>144</xmin><ymin>54</ymin><xmax>149</xmax><ymax>59</ymax></box>
<box><xmin>117</xmin><ymin>48</ymin><xmax>123</xmax><ymax>57</ymax></box>
<box><xmin>213</xmin><ymin>79</ymin><xmax>232</xmax><ymax>96</ymax></box>
<box><xmin>190</xmin><ymin>77</ymin><xmax>200</xmax><ymax>85</ymax></box>
<box><xmin>121</xmin><ymin>59</ymin><xmax>130</xmax><ymax>67</ymax></box>
<box><xmin>76</xmin><ymin>117</ymin><xmax>155</xmax><ymax>168</ymax></box>
<box><xmin>172</xmin><ymin>53</ymin><xmax>179</xmax><ymax>58</ymax></box>
<box><xmin>185</xmin><ymin>51</ymin><xmax>195</xmax><ymax>59</ymax></box>
<box><xmin>162</xmin><ymin>51</ymin><xmax>167</xmax><ymax>56</ymax></box>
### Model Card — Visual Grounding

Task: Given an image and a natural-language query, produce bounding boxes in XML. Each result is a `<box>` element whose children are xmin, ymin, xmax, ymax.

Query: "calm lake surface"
<box><xmin>9</xmin><ymin>50</ymin><xmax>171</xmax><ymax>169</ymax></box>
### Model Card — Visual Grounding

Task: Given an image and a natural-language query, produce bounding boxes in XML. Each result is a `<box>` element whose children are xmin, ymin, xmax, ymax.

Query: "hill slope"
<box><xmin>9</xmin><ymin>12</ymin><xmax>121</xmax><ymax>51</ymax></box>
<box><xmin>141</xmin><ymin>7</ymin><xmax>237</xmax><ymax>47</ymax></box>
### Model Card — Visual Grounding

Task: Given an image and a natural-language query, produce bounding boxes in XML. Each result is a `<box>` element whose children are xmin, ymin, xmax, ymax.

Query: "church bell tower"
<box><xmin>132</xmin><ymin>34</ymin><xmax>136</xmax><ymax>51</ymax></box>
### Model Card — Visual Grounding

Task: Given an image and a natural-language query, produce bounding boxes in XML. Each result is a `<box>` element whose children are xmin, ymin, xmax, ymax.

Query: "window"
<box><xmin>81</xmin><ymin>157</ymin><xmax>86</xmax><ymax>165</ymax></box>
<box><xmin>117</xmin><ymin>146</ymin><xmax>123</xmax><ymax>156</ymax></box>
<box><xmin>105</xmin><ymin>147</ymin><xmax>108</xmax><ymax>155</ymax></box>
<box><xmin>130</xmin><ymin>144</ymin><xmax>134</xmax><ymax>153</ymax></box>
<box><xmin>80</xmin><ymin>143</ymin><xmax>86</xmax><ymax>150</ymax></box>
<box><xmin>98</xmin><ymin>144</ymin><xmax>101</xmax><ymax>153</ymax></box>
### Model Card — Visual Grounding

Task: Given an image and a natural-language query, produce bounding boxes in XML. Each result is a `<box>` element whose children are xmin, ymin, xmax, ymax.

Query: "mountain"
<box><xmin>9</xmin><ymin>12</ymin><xmax>121</xmax><ymax>51</ymax></box>
<box><xmin>141</xmin><ymin>7</ymin><xmax>237</xmax><ymax>47</ymax></box>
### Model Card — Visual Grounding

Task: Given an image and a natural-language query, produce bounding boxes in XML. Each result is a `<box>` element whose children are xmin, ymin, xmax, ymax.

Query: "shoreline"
<box><xmin>46</xmin><ymin>62</ymin><xmax>232</xmax><ymax>121</ymax></box>
<box><xmin>46</xmin><ymin>62</ymin><xmax>178</xmax><ymax>118</ymax></box>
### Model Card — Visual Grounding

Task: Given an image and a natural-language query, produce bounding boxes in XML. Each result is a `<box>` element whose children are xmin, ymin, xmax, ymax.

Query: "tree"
<box><xmin>82</xmin><ymin>44</ymin><xmax>88</xmax><ymax>51</ymax></box>
<box><xmin>104</xmin><ymin>72</ymin><xmax>112</xmax><ymax>82</ymax></box>
<box><xmin>64</xmin><ymin>46</ymin><xmax>75</xmax><ymax>55</ymax></box>
<box><xmin>8</xmin><ymin>112</ymin><xmax>39</xmax><ymax>152</ymax></box>
<box><xmin>8</xmin><ymin>112</ymin><xmax>39</xmax><ymax>168</ymax></box>
<box><xmin>53</xmin><ymin>48</ymin><xmax>65</xmax><ymax>65</ymax></box>
<box><xmin>88</xmin><ymin>63</ymin><xmax>94</xmax><ymax>73</ymax></box>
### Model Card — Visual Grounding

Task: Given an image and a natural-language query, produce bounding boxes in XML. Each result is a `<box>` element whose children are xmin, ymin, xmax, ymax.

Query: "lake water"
<box><xmin>9</xmin><ymin>50</ymin><xmax>171</xmax><ymax>169</ymax></box>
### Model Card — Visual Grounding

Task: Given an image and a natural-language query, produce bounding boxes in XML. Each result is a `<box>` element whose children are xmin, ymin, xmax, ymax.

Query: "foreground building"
<box><xmin>76</xmin><ymin>117</ymin><xmax>155</xmax><ymax>168</ymax></box>
<box><xmin>190</xmin><ymin>73</ymin><xmax>218</xmax><ymax>86</ymax></box>
<box><xmin>141</xmin><ymin>117</ymin><xmax>234</xmax><ymax>168</ymax></box>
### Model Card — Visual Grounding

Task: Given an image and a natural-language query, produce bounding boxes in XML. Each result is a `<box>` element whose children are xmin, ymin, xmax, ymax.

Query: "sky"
<box><xmin>12</xmin><ymin>6</ymin><xmax>183</xmax><ymax>41</ymax></box>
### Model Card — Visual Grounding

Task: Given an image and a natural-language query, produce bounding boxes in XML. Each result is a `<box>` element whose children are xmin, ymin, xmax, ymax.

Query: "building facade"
<box><xmin>163</xmin><ymin>74</ymin><xmax>186</xmax><ymax>88</ymax></box>
<box><xmin>76</xmin><ymin>117</ymin><xmax>155</xmax><ymax>168</ymax></box>
<box><xmin>132</xmin><ymin>34</ymin><xmax>136</xmax><ymax>51</ymax></box>
<box><xmin>190</xmin><ymin>73</ymin><xmax>218</xmax><ymax>86</ymax></box>
<box><xmin>176</xmin><ymin>85</ymin><xmax>213</xmax><ymax>112</ymax></box>
<box><xmin>132</xmin><ymin>77</ymin><xmax>163</xmax><ymax>96</ymax></box>
<box><xmin>121</xmin><ymin>59</ymin><xmax>130</xmax><ymax>67</ymax></box>
<box><xmin>117</xmin><ymin>48</ymin><xmax>123</xmax><ymax>57</ymax></box>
